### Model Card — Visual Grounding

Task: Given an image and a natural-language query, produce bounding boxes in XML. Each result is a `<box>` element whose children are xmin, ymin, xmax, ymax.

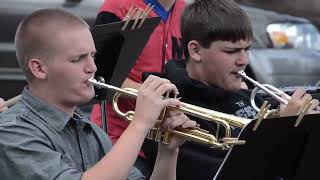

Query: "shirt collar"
<box><xmin>144</xmin><ymin>0</ymin><xmax>171</xmax><ymax>22</ymax></box>
<box><xmin>21</xmin><ymin>87</ymin><xmax>90</xmax><ymax>132</ymax></box>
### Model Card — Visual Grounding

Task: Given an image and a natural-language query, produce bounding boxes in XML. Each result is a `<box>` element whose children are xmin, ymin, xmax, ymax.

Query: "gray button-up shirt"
<box><xmin>0</xmin><ymin>87</ymin><xmax>144</xmax><ymax>180</ymax></box>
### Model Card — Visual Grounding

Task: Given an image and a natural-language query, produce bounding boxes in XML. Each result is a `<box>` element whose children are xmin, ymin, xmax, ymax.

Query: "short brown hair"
<box><xmin>15</xmin><ymin>9</ymin><xmax>89</xmax><ymax>81</ymax></box>
<box><xmin>181</xmin><ymin>0</ymin><xmax>253</xmax><ymax>58</ymax></box>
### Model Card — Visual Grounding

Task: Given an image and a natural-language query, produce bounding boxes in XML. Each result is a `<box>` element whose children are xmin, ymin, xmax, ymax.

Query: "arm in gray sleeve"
<box><xmin>0</xmin><ymin>123</ymin><xmax>82</xmax><ymax>180</ymax></box>
<box><xmin>91</xmin><ymin>124</ymin><xmax>146</xmax><ymax>180</ymax></box>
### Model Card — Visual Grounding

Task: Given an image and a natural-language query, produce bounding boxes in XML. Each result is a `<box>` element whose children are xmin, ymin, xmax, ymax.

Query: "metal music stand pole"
<box><xmin>96</xmin><ymin>76</ymin><xmax>107</xmax><ymax>132</ymax></box>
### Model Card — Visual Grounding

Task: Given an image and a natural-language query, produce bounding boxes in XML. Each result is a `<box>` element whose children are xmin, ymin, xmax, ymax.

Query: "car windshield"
<box><xmin>267</xmin><ymin>22</ymin><xmax>320</xmax><ymax>50</ymax></box>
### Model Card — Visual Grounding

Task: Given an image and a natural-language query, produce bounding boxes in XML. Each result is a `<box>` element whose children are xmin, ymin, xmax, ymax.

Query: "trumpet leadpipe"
<box><xmin>88</xmin><ymin>77</ymin><xmax>137</xmax><ymax>97</ymax></box>
<box><xmin>238</xmin><ymin>71</ymin><xmax>290</xmax><ymax>105</ymax></box>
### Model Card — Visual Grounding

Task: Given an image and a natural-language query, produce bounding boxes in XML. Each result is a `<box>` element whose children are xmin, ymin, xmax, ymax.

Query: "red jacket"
<box><xmin>91</xmin><ymin>0</ymin><xmax>186</xmax><ymax>156</ymax></box>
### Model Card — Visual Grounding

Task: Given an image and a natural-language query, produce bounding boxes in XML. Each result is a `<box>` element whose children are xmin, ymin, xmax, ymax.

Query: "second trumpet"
<box><xmin>238</xmin><ymin>71</ymin><xmax>291</xmax><ymax>112</ymax></box>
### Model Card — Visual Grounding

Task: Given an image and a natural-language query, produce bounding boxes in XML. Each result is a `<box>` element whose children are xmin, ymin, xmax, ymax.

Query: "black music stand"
<box><xmin>213</xmin><ymin>113</ymin><xmax>320</xmax><ymax>180</ymax></box>
<box><xmin>90</xmin><ymin>17</ymin><xmax>161</xmax><ymax>131</ymax></box>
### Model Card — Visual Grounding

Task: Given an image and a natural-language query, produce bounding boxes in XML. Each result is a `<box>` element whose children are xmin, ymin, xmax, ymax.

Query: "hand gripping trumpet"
<box><xmin>89</xmin><ymin>78</ymin><xmax>249</xmax><ymax>149</ymax></box>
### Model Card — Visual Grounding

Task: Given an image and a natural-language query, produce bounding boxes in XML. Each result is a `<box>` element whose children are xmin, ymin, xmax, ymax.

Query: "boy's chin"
<box><xmin>79</xmin><ymin>92</ymin><xmax>95</xmax><ymax>104</ymax></box>
<box><xmin>226</xmin><ymin>84</ymin><xmax>242</xmax><ymax>92</ymax></box>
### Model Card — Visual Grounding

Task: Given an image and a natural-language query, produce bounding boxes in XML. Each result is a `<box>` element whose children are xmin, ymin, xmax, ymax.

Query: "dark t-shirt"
<box><xmin>143</xmin><ymin>60</ymin><xmax>263</xmax><ymax>180</ymax></box>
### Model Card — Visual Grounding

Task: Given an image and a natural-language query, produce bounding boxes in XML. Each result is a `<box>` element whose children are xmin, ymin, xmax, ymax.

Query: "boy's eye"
<box><xmin>70</xmin><ymin>58</ymin><xmax>80</xmax><ymax>63</ymax></box>
<box><xmin>91</xmin><ymin>52</ymin><xmax>96</xmax><ymax>59</ymax></box>
<box><xmin>224</xmin><ymin>47</ymin><xmax>251</xmax><ymax>54</ymax></box>
<box><xmin>224</xmin><ymin>50</ymin><xmax>237</xmax><ymax>54</ymax></box>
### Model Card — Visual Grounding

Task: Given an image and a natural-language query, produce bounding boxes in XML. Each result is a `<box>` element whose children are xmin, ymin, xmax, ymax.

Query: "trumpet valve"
<box><xmin>146</xmin><ymin>122</ymin><xmax>160</xmax><ymax>140</ymax></box>
<box><xmin>146</xmin><ymin>125</ymin><xmax>171</xmax><ymax>144</ymax></box>
<box><xmin>150</xmin><ymin>130</ymin><xmax>171</xmax><ymax>144</ymax></box>
<box><xmin>161</xmin><ymin>131</ymin><xmax>171</xmax><ymax>144</ymax></box>
<box><xmin>154</xmin><ymin>129</ymin><xmax>170</xmax><ymax>144</ymax></box>
<box><xmin>146</xmin><ymin>128</ymin><xmax>157</xmax><ymax>140</ymax></box>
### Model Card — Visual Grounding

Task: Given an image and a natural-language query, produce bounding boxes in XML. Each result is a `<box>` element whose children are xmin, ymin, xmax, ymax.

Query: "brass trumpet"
<box><xmin>89</xmin><ymin>78</ymin><xmax>250</xmax><ymax>149</ymax></box>
<box><xmin>238</xmin><ymin>71</ymin><xmax>291</xmax><ymax>112</ymax></box>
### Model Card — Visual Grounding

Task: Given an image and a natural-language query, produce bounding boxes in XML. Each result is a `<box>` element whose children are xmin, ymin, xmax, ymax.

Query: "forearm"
<box><xmin>82</xmin><ymin>122</ymin><xmax>149</xmax><ymax>180</ymax></box>
<box><xmin>149</xmin><ymin>145</ymin><xmax>179</xmax><ymax>180</ymax></box>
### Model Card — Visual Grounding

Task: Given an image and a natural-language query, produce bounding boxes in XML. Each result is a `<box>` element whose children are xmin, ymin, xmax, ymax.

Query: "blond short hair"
<box><xmin>15</xmin><ymin>9</ymin><xmax>89</xmax><ymax>82</ymax></box>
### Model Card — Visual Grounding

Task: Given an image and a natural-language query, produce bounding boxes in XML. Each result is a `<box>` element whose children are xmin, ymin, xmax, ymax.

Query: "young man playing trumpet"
<box><xmin>143</xmin><ymin>0</ymin><xmax>320</xmax><ymax>179</ymax></box>
<box><xmin>0</xmin><ymin>9</ymin><xmax>196</xmax><ymax>180</ymax></box>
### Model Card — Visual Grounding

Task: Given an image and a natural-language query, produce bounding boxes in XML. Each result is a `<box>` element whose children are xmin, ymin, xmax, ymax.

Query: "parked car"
<box><xmin>242</xmin><ymin>5</ymin><xmax>320</xmax><ymax>88</ymax></box>
<box><xmin>1</xmin><ymin>0</ymin><xmax>320</xmax><ymax>101</ymax></box>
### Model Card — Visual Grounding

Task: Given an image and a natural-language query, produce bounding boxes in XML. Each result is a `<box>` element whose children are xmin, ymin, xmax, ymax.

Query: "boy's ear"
<box><xmin>188</xmin><ymin>40</ymin><xmax>201</xmax><ymax>62</ymax></box>
<box><xmin>28</xmin><ymin>59</ymin><xmax>47</xmax><ymax>80</ymax></box>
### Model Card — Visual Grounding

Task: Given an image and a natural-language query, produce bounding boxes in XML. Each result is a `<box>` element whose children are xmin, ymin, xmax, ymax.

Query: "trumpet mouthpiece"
<box><xmin>88</xmin><ymin>77</ymin><xmax>97</xmax><ymax>84</ymax></box>
<box><xmin>87</xmin><ymin>77</ymin><xmax>102</xmax><ymax>89</ymax></box>
<box><xmin>238</xmin><ymin>71</ymin><xmax>246</xmax><ymax>77</ymax></box>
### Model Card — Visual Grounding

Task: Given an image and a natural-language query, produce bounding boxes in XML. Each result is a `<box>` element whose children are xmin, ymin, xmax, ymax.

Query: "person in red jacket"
<box><xmin>90</xmin><ymin>0</ymin><xmax>186</xmax><ymax>177</ymax></box>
